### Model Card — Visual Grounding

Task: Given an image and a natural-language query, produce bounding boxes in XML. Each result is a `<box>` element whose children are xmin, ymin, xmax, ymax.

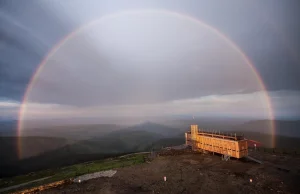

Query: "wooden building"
<box><xmin>185</xmin><ymin>125</ymin><xmax>248</xmax><ymax>158</ymax></box>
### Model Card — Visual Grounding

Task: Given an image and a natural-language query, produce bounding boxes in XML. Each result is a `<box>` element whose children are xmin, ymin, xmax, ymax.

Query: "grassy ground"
<box><xmin>0</xmin><ymin>153</ymin><xmax>146</xmax><ymax>192</ymax></box>
<box><xmin>0</xmin><ymin>169</ymin><xmax>55</xmax><ymax>189</ymax></box>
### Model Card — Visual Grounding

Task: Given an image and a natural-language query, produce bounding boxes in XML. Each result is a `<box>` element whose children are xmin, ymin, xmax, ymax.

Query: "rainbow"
<box><xmin>17</xmin><ymin>9</ymin><xmax>276</xmax><ymax>158</ymax></box>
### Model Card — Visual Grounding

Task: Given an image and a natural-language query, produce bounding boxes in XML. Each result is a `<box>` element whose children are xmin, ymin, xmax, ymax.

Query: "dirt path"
<box><xmin>0</xmin><ymin>176</ymin><xmax>52</xmax><ymax>193</ymax></box>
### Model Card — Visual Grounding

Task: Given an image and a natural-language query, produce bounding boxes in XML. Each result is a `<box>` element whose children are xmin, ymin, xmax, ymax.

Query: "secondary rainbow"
<box><xmin>17</xmin><ymin>9</ymin><xmax>276</xmax><ymax>158</ymax></box>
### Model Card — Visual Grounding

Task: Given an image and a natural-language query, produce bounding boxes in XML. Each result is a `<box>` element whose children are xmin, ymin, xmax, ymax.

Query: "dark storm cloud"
<box><xmin>0</xmin><ymin>60</ymin><xmax>33</xmax><ymax>100</ymax></box>
<box><xmin>0</xmin><ymin>1</ymin><xmax>76</xmax><ymax>101</ymax></box>
<box><xmin>161</xmin><ymin>0</ymin><xmax>300</xmax><ymax>91</ymax></box>
<box><xmin>192</xmin><ymin>1</ymin><xmax>300</xmax><ymax>91</ymax></box>
<box><xmin>216</xmin><ymin>0</ymin><xmax>300</xmax><ymax>91</ymax></box>
<box><xmin>231</xmin><ymin>2</ymin><xmax>300</xmax><ymax>91</ymax></box>
<box><xmin>0</xmin><ymin>16</ymin><xmax>43</xmax><ymax>100</ymax></box>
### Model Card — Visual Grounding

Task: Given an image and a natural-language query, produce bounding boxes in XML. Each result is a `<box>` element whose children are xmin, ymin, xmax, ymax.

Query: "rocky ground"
<box><xmin>40</xmin><ymin>151</ymin><xmax>300</xmax><ymax>194</ymax></box>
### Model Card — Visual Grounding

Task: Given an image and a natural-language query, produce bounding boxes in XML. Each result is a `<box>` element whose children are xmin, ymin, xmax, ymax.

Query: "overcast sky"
<box><xmin>0</xmin><ymin>0</ymin><xmax>300</xmax><ymax>122</ymax></box>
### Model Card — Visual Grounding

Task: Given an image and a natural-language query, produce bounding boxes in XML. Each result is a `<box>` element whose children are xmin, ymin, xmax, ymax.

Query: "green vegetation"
<box><xmin>52</xmin><ymin>153</ymin><xmax>145</xmax><ymax>180</ymax></box>
<box><xmin>0</xmin><ymin>169</ymin><xmax>55</xmax><ymax>189</ymax></box>
<box><xmin>0</xmin><ymin>153</ymin><xmax>146</xmax><ymax>191</ymax></box>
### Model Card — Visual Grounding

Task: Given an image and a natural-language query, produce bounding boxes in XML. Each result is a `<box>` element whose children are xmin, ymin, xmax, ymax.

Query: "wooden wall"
<box><xmin>186</xmin><ymin>125</ymin><xmax>248</xmax><ymax>158</ymax></box>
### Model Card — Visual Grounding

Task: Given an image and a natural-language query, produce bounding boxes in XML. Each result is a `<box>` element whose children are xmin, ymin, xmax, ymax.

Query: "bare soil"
<box><xmin>40</xmin><ymin>151</ymin><xmax>300</xmax><ymax>194</ymax></box>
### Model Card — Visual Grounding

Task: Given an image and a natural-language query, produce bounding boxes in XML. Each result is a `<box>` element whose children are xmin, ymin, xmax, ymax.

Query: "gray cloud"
<box><xmin>26</xmin><ymin>11</ymin><xmax>263</xmax><ymax>107</ymax></box>
<box><xmin>2</xmin><ymin>90</ymin><xmax>298</xmax><ymax>121</ymax></box>
<box><xmin>0</xmin><ymin>0</ymin><xmax>300</xmax><ymax>120</ymax></box>
<box><xmin>0</xmin><ymin>5</ymin><xmax>75</xmax><ymax>101</ymax></box>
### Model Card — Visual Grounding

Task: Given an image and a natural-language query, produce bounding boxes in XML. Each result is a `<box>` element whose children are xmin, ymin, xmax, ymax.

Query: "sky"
<box><xmin>0</xmin><ymin>0</ymin><xmax>300</xmax><ymax>123</ymax></box>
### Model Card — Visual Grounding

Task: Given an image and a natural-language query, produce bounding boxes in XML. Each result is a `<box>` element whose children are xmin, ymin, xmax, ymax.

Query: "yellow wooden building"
<box><xmin>185</xmin><ymin>125</ymin><xmax>248</xmax><ymax>158</ymax></box>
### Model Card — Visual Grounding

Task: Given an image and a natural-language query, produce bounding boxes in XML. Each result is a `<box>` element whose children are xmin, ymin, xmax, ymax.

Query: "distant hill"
<box><xmin>0</xmin><ymin>130</ymin><xmax>164</xmax><ymax>177</ymax></box>
<box><xmin>151</xmin><ymin>136</ymin><xmax>185</xmax><ymax>150</ymax></box>
<box><xmin>233</xmin><ymin>120</ymin><xmax>300</xmax><ymax>137</ymax></box>
<box><xmin>0</xmin><ymin>136</ymin><xmax>72</xmax><ymax>164</ymax></box>
<box><xmin>0</xmin><ymin>123</ymin><xmax>124</xmax><ymax>165</ymax></box>
<box><xmin>94</xmin><ymin>129</ymin><xmax>163</xmax><ymax>151</ymax></box>
<box><xmin>155</xmin><ymin>118</ymin><xmax>249</xmax><ymax>131</ymax></box>
<box><xmin>2</xmin><ymin>120</ymin><xmax>300</xmax><ymax>177</ymax></box>
<box><xmin>56</xmin><ymin>129</ymin><xmax>164</xmax><ymax>156</ymax></box>
<box><xmin>0</xmin><ymin>122</ymin><xmax>179</xmax><ymax>163</ymax></box>
<box><xmin>0</xmin><ymin>122</ymin><xmax>183</xmax><ymax>177</ymax></box>
<box><xmin>122</xmin><ymin>122</ymin><xmax>181</xmax><ymax>137</ymax></box>
<box><xmin>236</xmin><ymin>131</ymin><xmax>300</xmax><ymax>148</ymax></box>
<box><xmin>11</xmin><ymin>124</ymin><xmax>123</xmax><ymax>140</ymax></box>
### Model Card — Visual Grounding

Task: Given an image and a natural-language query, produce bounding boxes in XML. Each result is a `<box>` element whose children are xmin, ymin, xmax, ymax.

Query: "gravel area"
<box><xmin>40</xmin><ymin>152</ymin><xmax>300</xmax><ymax>194</ymax></box>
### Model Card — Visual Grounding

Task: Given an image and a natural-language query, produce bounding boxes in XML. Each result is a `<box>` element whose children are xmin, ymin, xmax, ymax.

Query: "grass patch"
<box><xmin>0</xmin><ymin>153</ymin><xmax>146</xmax><ymax>192</ymax></box>
<box><xmin>0</xmin><ymin>169</ymin><xmax>55</xmax><ymax>189</ymax></box>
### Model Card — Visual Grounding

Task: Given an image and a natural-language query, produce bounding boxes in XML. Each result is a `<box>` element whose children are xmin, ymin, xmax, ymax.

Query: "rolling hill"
<box><xmin>121</xmin><ymin>122</ymin><xmax>181</xmax><ymax>137</ymax></box>
<box><xmin>0</xmin><ymin>130</ymin><xmax>162</xmax><ymax>177</ymax></box>
<box><xmin>0</xmin><ymin>136</ymin><xmax>72</xmax><ymax>164</ymax></box>
<box><xmin>233</xmin><ymin>120</ymin><xmax>300</xmax><ymax>137</ymax></box>
<box><xmin>0</xmin><ymin>122</ymin><xmax>183</xmax><ymax>177</ymax></box>
<box><xmin>19</xmin><ymin>124</ymin><xmax>123</xmax><ymax>140</ymax></box>
<box><xmin>2</xmin><ymin>120</ymin><xmax>300</xmax><ymax>178</ymax></box>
